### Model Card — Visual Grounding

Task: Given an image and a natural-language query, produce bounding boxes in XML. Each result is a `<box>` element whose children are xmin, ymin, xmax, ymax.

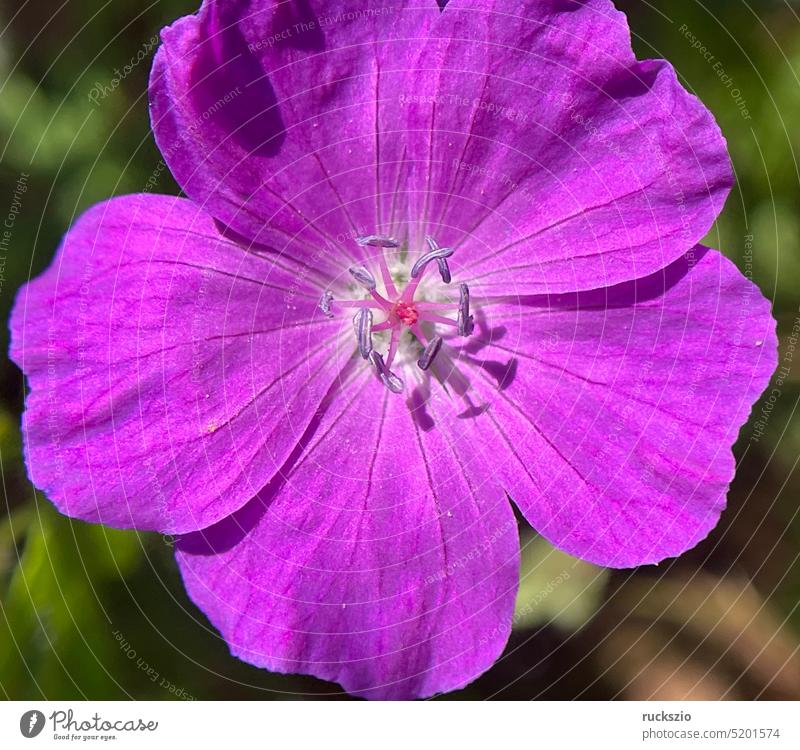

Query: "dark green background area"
<box><xmin>1</xmin><ymin>0</ymin><xmax>799</xmax><ymax>700</ymax></box>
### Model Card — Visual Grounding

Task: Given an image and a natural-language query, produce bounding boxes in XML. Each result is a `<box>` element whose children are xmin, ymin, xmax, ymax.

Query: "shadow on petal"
<box><xmin>515</xmin><ymin>246</ymin><xmax>709</xmax><ymax>312</ymax></box>
<box><xmin>192</xmin><ymin>7</ymin><xmax>287</xmax><ymax>158</ymax></box>
<box><xmin>270</xmin><ymin>0</ymin><xmax>325</xmax><ymax>50</ymax></box>
<box><xmin>479</xmin><ymin>357</ymin><xmax>519</xmax><ymax>392</ymax></box>
<box><xmin>408</xmin><ymin>384</ymin><xmax>435</xmax><ymax>433</ymax></box>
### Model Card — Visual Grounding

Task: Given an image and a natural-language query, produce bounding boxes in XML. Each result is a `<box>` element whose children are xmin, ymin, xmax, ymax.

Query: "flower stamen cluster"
<box><xmin>320</xmin><ymin>234</ymin><xmax>474</xmax><ymax>393</ymax></box>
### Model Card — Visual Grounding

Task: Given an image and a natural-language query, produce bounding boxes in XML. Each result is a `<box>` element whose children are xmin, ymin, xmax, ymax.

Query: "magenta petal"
<box><xmin>150</xmin><ymin>0</ymin><xmax>439</xmax><ymax>251</ymax></box>
<box><xmin>9</xmin><ymin>194</ymin><xmax>341</xmax><ymax>534</ymax></box>
<box><xmin>176</xmin><ymin>378</ymin><xmax>519</xmax><ymax>699</ymax></box>
<box><xmin>407</xmin><ymin>0</ymin><xmax>733</xmax><ymax>293</ymax></box>
<box><xmin>456</xmin><ymin>247</ymin><xmax>776</xmax><ymax>567</ymax></box>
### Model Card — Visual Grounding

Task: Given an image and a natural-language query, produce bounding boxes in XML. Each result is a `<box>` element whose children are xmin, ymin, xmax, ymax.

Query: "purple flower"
<box><xmin>10</xmin><ymin>0</ymin><xmax>777</xmax><ymax>699</ymax></box>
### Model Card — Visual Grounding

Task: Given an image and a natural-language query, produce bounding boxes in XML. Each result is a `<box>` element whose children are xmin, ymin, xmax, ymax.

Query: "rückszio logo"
<box><xmin>19</xmin><ymin>710</ymin><xmax>45</xmax><ymax>739</ymax></box>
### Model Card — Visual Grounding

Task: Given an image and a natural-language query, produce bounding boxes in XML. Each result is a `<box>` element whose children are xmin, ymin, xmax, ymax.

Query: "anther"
<box><xmin>457</xmin><ymin>283</ymin><xmax>474</xmax><ymax>336</ymax></box>
<box><xmin>357</xmin><ymin>235</ymin><xmax>400</xmax><ymax>248</ymax></box>
<box><xmin>369</xmin><ymin>351</ymin><xmax>404</xmax><ymax>394</ymax></box>
<box><xmin>353</xmin><ymin>308</ymin><xmax>373</xmax><ymax>359</ymax></box>
<box><xmin>319</xmin><ymin>290</ymin><xmax>334</xmax><ymax>319</ymax></box>
<box><xmin>426</xmin><ymin>236</ymin><xmax>453</xmax><ymax>284</ymax></box>
<box><xmin>349</xmin><ymin>264</ymin><xmax>377</xmax><ymax>291</ymax></box>
<box><xmin>417</xmin><ymin>335</ymin><xmax>443</xmax><ymax>371</ymax></box>
<box><xmin>410</xmin><ymin>237</ymin><xmax>455</xmax><ymax>280</ymax></box>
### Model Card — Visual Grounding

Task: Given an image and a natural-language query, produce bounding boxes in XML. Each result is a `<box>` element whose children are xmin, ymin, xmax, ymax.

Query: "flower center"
<box><xmin>319</xmin><ymin>234</ymin><xmax>474</xmax><ymax>394</ymax></box>
<box><xmin>393</xmin><ymin>301</ymin><xmax>419</xmax><ymax>327</ymax></box>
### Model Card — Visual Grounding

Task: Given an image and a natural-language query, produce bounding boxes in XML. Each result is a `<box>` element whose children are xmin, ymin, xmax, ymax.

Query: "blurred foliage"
<box><xmin>1</xmin><ymin>503</ymin><xmax>140</xmax><ymax>698</ymax></box>
<box><xmin>514</xmin><ymin>535</ymin><xmax>609</xmax><ymax>632</ymax></box>
<box><xmin>1</xmin><ymin>0</ymin><xmax>800</xmax><ymax>700</ymax></box>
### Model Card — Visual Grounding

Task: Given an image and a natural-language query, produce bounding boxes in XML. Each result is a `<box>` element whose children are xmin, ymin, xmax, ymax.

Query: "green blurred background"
<box><xmin>1</xmin><ymin>0</ymin><xmax>799</xmax><ymax>700</ymax></box>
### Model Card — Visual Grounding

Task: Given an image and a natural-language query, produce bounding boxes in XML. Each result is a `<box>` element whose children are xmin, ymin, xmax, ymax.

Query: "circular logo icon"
<box><xmin>20</xmin><ymin>710</ymin><xmax>45</xmax><ymax>739</ymax></box>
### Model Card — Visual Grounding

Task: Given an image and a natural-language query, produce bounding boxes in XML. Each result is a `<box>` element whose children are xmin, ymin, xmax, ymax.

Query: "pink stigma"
<box><xmin>394</xmin><ymin>301</ymin><xmax>419</xmax><ymax>326</ymax></box>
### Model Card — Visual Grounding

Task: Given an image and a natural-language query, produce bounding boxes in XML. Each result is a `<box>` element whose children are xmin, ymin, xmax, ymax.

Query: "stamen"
<box><xmin>457</xmin><ymin>283</ymin><xmax>474</xmax><ymax>336</ymax></box>
<box><xmin>349</xmin><ymin>264</ymin><xmax>377</xmax><ymax>291</ymax></box>
<box><xmin>417</xmin><ymin>335</ymin><xmax>443</xmax><ymax>371</ymax></box>
<box><xmin>418</xmin><ymin>312</ymin><xmax>458</xmax><ymax>327</ymax></box>
<box><xmin>427</xmin><ymin>235</ymin><xmax>453</xmax><ymax>284</ymax></box>
<box><xmin>353</xmin><ymin>308</ymin><xmax>373</xmax><ymax>359</ymax></box>
<box><xmin>415</xmin><ymin>301</ymin><xmax>459</xmax><ymax>310</ymax></box>
<box><xmin>376</xmin><ymin>251</ymin><xmax>398</xmax><ymax>298</ymax></box>
<box><xmin>357</xmin><ymin>235</ymin><xmax>400</xmax><ymax>248</ymax></box>
<box><xmin>385</xmin><ymin>328</ymin><xmax>400</xmax><ymax>370</ymax></box>
<box><xmin>319</xmin><ymin>290</ymin><xmax>334</xmax><ymax>319</ymax></box>
<box><xmin>410</xmin><ymin>239</ymin><xmax>455</xmax><ymax>280</ymax></box>
<box><xmin>334</xmin><ymin>299</ymin><xmax>382</xmax><ymax>310</ymax></box>
<box><xmin>369</xmin><ymin>351</ymin><xmax>404</xmax><ymax>394</ymax></box>
<box><xmin>334</xmin><ymin>232</ymin><xmax>474</xmax><ymax>388</ymax></box>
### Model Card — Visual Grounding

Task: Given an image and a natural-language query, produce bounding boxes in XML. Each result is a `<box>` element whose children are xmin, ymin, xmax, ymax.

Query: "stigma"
<box><xmin>319</xmin><ymin>234</ymin><xmax>473</xmax><ymax>394</ymax></box>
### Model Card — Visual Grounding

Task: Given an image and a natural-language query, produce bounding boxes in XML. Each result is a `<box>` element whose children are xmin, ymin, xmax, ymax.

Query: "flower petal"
<box><xmin>10</xmin><ymin>194</ymin><xmax>342</xmax><ymax>534</ymax></box>
<box><xmin>407</xmin><ymin>0</ymin><xmax>733</xmax><ymax>293</ymax></box>
<box><xmin>150</xmin><ymin>0</ymin><xmax>439</xmax><ymax>253</ymax></box>
<box><xmin>175</xmin><ymin>377</ymin><xmax>519</xmax><ymax>699</ymax></box>
<box><xmin>438</xmin><ymin>247</ymin><xmax>776</xmax><ymax>567</ymax></box>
